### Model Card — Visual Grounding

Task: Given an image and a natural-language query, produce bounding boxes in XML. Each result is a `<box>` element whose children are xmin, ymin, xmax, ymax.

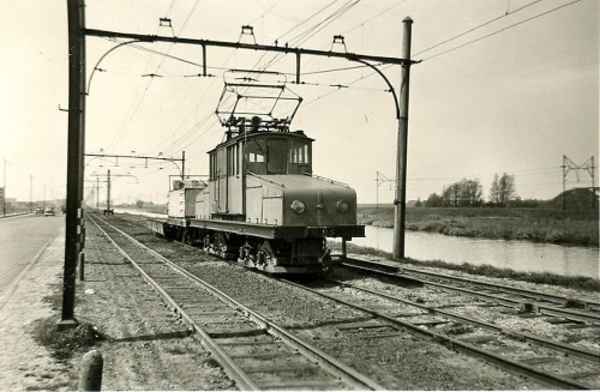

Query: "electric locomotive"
<box><xmin>148</xmin><ymin>70</ymin><xmax>364</xmax><ymax>273</ymax></box>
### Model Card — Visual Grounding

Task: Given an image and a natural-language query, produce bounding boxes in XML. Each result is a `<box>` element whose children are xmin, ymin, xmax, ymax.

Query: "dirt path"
<box><xmin>0</xmin><ymin>225</ymin><xmax>234</xmax><ymax>390</ymax></box>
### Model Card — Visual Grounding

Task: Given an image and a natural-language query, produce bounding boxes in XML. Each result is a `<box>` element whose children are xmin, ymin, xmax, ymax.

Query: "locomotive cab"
<box><xmin>244</xmin><ymin>130</ymin><xmax>312</xmax><ymax>176</ymax></box>
<box><xmin>197</xmin><ymin>123</ymin><xmax>364</xmax><ymax>273</ymax></box>
<box><xmin>207</xmin><ymin>128</ymin><xmax>315</xmax><ymax>220</ymax></box>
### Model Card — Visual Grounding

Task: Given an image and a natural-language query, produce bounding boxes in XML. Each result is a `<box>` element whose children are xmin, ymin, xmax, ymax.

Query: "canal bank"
<box><xmin>342</xmin><ymin>226</ymin><xmax>599</xmax><ymax>280</ymax></box>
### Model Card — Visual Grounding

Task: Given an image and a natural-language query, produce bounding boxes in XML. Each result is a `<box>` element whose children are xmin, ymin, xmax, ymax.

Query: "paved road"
<box><xmin>0</xmin><ymin>214</ymin><xmax>64</xmax><ymax>298</ymax></box>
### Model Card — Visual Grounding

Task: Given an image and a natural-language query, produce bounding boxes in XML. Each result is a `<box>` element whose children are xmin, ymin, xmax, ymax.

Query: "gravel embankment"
<box><xmin>8</xmin><ymin>212</ymin><xmax>592</xmax><ymax>389</ymax></box>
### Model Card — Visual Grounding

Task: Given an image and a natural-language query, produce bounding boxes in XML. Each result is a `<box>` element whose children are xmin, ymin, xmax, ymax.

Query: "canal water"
<box><xmin>344</xmin><ymin>226</ymin><xmax>599</xmax><ymax>280</ymax></box>
<box><xmin>114</xmin><ymin>209</ymin><xmax>598</xmax><ymax>280</ymax></box>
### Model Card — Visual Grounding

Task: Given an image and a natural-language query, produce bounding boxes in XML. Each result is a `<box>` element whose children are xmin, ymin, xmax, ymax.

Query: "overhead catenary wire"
<box><xmin>105</xmin><ymin>15</ymin><xmax>172</xmax><ymax>151</ymax></box>
<box><xmin>246</xmin><ymin>0</ymin><xmax>283</xmax><ymax>26</ymax></box>
<box><xmin>303</xmin><ymin>0</ymin><xmax>585</xmax><ymax>107</ymax></box>
<box><xmin>419</xmin><ymin>0</ymin><xmax>583</xmax><ymax>61</ymax></box>
<box><xmin>413</xmin><ymin>0</ymin><xmax>544</xmax><ymax>57</ymax></box>
<box><xmin>254</xmin><ymin>0</ymin><xmax>362</xmax><ymax>73</ymax></box>
<box><xmin>97</xmin><ymin>1</ymin><xmax>401</xmax><ymax>159</ymax></box>
<box><xmin>95</xmin><ymin>2</ymin><xmax>586</xmax><ymax>166</ymax></box>
<box><xmin>105</xmin><ymin>0</ymin><xmax>201</xmax><ymax>152</ymax></box>
<box><xmin>242</xmin><ymin>0</ymin><xmax>349</xmax><ymax>77</ymax></box>
<box><xmin>340</xmin><ymin>0</ymin><xmax>409</xmax><ymax>35</ymax></box>
<box><xmin>157</xmin><ymin>0</ymin><xmax>368</xmax><ymax>158</ymax></box>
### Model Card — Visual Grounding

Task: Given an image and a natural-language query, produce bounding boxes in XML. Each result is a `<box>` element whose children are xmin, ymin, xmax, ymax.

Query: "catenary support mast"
<box><xmin>59</xmin><ymin>0</ymin><xmax>85</xmax><ymax>329</ymax></box>
<box><xmin>393</xmin><ymin>17</ymin><xmax>414</xmax><ymax>259</ymax></box>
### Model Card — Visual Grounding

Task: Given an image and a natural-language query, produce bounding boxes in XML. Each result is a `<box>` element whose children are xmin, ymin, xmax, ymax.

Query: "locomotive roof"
<box><xmin>208</xmin><ymin>129</ymin><xmax>314</xmax><ymax>154</ymax></box>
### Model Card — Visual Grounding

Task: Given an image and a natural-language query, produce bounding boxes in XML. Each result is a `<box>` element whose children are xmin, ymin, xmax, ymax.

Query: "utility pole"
<box><xmin>393</xmin><ymin>17</ymin><xmax>414</xmax><ymax>260</ymax></box>
<box><xmin>59</xmin><ymin>0</ymin><xmax>86</xmax><ymax>330</ymax></box>
<box><xmin>181</xmin><ymin>150</ymin><xmax>185</xmax><ymax>180</ymax></box>
<box><xmin>30</xmin><ymin>175</ymin><xmax>33</xmax><ymax>212</ymax></box>
<box><xmin>96</xmin><ymin>177</ymin><xmax>99</xmax><ymax>212</ymax></box>
<box><xmin>106</xmin><ymin>169</ymin><xmax>111</xmax><ymax>214</ymax></box>
<box><xmin>375</xmin><ymin>171</ymin><xmax>394</xmax><ymax>210</ymax></box>
<box><xmin>2</xmin><ymin>158</ymin><xmax>6</xmax><ymax>217</ymax></box>
<box><xmin>562</xmin><ymin>155</ymin><xmax>597</xmax><ymax>210</ymax></box>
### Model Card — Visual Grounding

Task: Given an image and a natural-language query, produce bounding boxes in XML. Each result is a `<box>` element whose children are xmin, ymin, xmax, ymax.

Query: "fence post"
<box><xmin>78</xmin><ymin>349</ymin><xmax>103</xmax><ymax>391</ymax></box>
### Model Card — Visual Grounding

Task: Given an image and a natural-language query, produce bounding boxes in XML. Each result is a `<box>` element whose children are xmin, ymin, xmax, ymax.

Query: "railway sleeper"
<box><xmin>242</xmin><ymin>362</ymin><xmax>321</xmax><ymax>375</ymax></box>
<box><xmin>515</xmin><ymin>356</ymin><xmax>558</xmax><ymax>365</ymax></box>
<box><xmin>205</xmin><ymin>327</ymin><xmax>267</xmax><ymax>339</ymax></box>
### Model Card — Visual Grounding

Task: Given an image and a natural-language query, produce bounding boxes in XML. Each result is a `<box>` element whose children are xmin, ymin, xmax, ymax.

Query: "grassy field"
<box><xmin>358</xmin><ymin>205</ymin><xmax>599</xmax><ymax>247</ymax></box>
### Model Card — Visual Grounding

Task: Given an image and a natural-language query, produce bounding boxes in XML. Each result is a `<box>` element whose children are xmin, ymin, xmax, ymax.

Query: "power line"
<box><xmin>247</xmin><ymin>0</ymin><xmax>283</xmax><ymax>26</ymax></box>
<box><xmin>175</xmin><ymin>0</ymin><xmax>201</xmax><ymax>37</ymax></box>
<box><xmin>340</xmin><ymin>0</ymin><xmax>409</xmax><ymax>35</ymax></box>
<box><xmin>156</xmin><ymin>1</ymin><xmax>366</xmax><ymax>156</ymax></box>
<box><xmin>256</xmin><ymin>0</ymin><xmax>361</xmax><ymax>72</ymax></box>
<box><xmin>413</xmin><ymin>0</ymin><xmax>543</xmax><ymax>57</ymax></box>
<box><xmin>303</xmin><ymin>62</ymin><xmax>394</xmax><ymax>106</ymax></box>
<box><xmin>243</xmin><ymin>0</ymin><xmax>344</xmax><ymax>75</ymax></box>
<box><xmin>106</xmin><ymin>1</ymin><xmax>201</xmax><ymax>151</ymax></box>
<box><xmin>272</xmin><ymin>0</ymin><xmax>344</xmax><ymax>43</ymax></box>
<box><xmin>420</xmin><ymin>0</ymin><xmax>583</xmax><ymax>62</ymax></box>
<box><xmin>302</xmin><ymin>0</ymin><xmax>583</xmax><ymax>106</ymax></box>
<box><xmin>287</xmin><ymin>0</ymin><xmax>361</xmax><ymax>46</ymax></box>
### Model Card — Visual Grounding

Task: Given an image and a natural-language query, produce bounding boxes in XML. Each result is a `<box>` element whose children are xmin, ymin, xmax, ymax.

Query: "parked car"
<box><xmin>35</xmin><ymin>207</ymin><xmax>44</xmax><ymax>215</ymax></box>
<box><xmin>44</xmin><ymin>207</ymin><xmax>55</xmax><ymax>216</ymax></box>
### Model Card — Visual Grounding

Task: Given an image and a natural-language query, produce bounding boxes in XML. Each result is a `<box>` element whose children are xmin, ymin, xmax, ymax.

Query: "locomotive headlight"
<box><xmin>336</xmin><ymin>200</ymin><xmax>350</xmax><ymax>213</ymax></box>
<box><xmin>291</xmin><ymin>200</ymin><xmax>306</xmax><ymax>214</ymax></box>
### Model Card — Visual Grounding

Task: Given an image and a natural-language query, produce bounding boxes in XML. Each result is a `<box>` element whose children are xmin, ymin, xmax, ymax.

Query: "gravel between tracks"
<box><xmin>4</xmin><ymin>213</ymin><xmax>589</xmax><ymax>389</ymax></box>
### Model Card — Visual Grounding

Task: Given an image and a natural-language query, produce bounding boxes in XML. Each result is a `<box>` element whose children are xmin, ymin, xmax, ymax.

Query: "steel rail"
<box><xmin>88</xmin><ymin>214</ymin><xmax>260</xmax><ymax>390</ymax></box>
<box><xmin>326</xmin><ymin>277</ymin><xmax>600</xmax><ymax>363</ymax></box>
<box><xmin>341</xmin><ymin>260</ymin><xmax>600</xmax><ymax>324</ymax></box>
<box><xmin>88</xmin><ymin>213</ymin><xmax>385</xmax><ymax>391</ymax></box>
<box><xmin>397</xmin><ymin>261</ymin><xmax>600</xmax><ymax>309</ymax></box>
<box><xmin>279</xmin><ymin>278</ymin><xmax>592</xmax><ymax>390</ymax></box>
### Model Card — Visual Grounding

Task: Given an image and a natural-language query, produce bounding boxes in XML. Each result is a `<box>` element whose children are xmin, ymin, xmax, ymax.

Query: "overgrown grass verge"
<box><xmin>29</xmin><ymin>277</ymin><xmax>102</xmax><ymax>362</ymax></box>
<box><xmin>367</xmin><ymin>219</ymin><xmax>598</xmax><ymax>247</ymax></box>
<box><xmin>31</xmin><ymin>317</ymin><xmax>101</xmax><ymax>361</ymax></box>
<box><xmin>329</xmin><ymin>242</ymin><xmax>599</xmax><ymax>292</ymax></box>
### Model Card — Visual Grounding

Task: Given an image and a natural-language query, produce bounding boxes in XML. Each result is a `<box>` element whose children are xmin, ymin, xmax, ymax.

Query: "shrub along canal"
<box><xmin>344</xmin><ymin>226</ymin><xmax>599</xmax><ymax>280</ymax></box>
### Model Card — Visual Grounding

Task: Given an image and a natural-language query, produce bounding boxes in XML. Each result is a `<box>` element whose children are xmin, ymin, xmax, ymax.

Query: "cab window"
<box><xmin>289</xmin><ymin>139</ymin><xmax>311</xmax><ymax>174</ymax></box>
<box><xmin>246</xmin><ymin>138</ymin><xmax>266</xmax><ymax>174</ymax></box>
<box><xmin>267</xmin><ymin>139</ymin><xmax>286</xmax><ymax>174</ymax></box>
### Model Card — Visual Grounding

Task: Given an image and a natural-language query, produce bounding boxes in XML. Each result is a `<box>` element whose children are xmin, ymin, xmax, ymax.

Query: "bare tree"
<box><xmin>489</xmin><ymin>173</ymin><xmax>518</xmax><ymax>206</ymax></box>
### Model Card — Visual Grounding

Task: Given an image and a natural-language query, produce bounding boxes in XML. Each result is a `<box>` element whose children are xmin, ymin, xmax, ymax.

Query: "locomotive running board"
<box><xmin>189</xmin><ymin>218</ymin><xmax>365</xmax><ymax>240</ymax></box>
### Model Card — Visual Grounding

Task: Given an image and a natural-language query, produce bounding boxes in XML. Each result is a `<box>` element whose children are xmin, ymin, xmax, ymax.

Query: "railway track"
<box><xmin>89</xmin><ymin>213</ymin><xmax>598</xmax><ymax>389</ymax></box>
<box><xmin>278</xmin><ymin>275</ymin><xmax>600</xmax><ymax>390</ymax></box>
<box><xmin>338</xmin><ymin>256</ymin><xmax>600</xmax><ymax>324</ymax></box>
<box><xmin>88</xmin><ymin>213</ymin><xmax>384</xmax><ymax>391</ymax></box>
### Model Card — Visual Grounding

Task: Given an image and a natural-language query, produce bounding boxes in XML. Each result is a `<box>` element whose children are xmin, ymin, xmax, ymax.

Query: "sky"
<box><xmin>1</xmin><ymin>0</ymin><xmax>598</xmax><ymax>206</ymax></box>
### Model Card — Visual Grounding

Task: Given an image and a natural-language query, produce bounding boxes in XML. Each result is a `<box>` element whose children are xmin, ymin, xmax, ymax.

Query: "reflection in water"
<box><xmin>346</xmin><ymin>226</ymin><xmax>599</xmax><ymax>280</ymax></box>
